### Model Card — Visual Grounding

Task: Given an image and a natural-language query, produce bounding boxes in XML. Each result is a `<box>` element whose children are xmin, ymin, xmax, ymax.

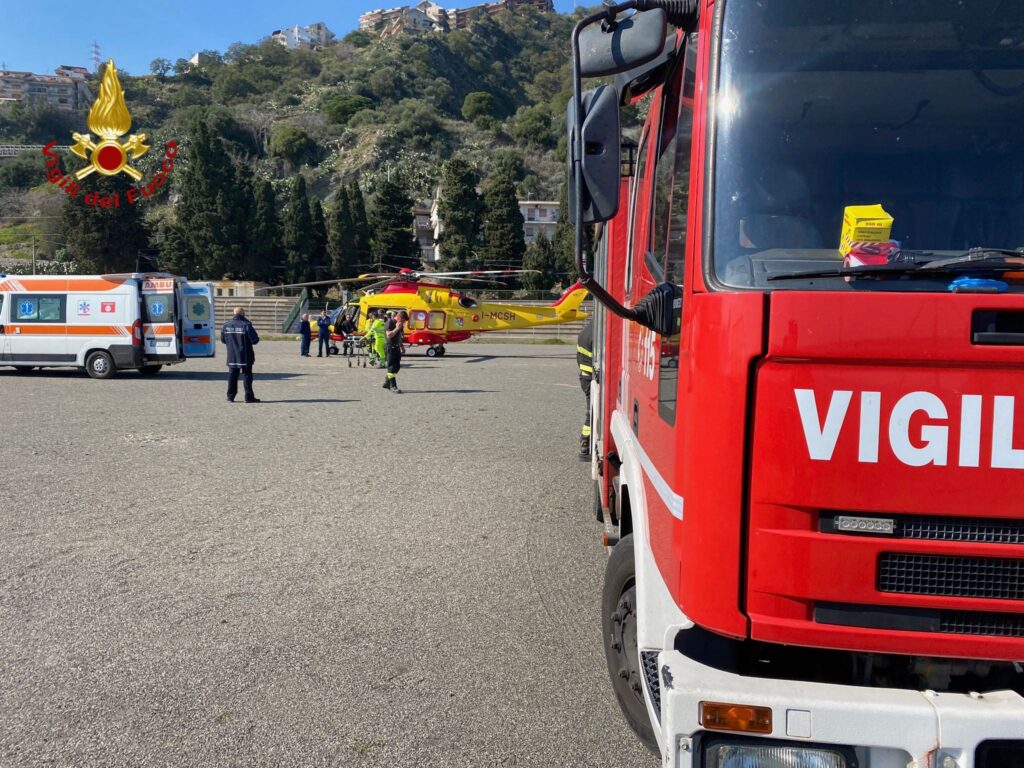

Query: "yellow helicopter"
<box><xmin>277</xmin><ymin>268</ymin><xmax>589</xmax><ymax>357</ymax></box>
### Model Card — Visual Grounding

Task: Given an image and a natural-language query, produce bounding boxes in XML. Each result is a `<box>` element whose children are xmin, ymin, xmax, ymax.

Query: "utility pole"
<box><xmin>31</xmin><ymin>236</ymin><xmax>36</xmax><ymax>274</ymax></box>
<box><xmin>91</xmin><ymin>42</ymin><xmax>102</xmax><ymax>73</ymax></box>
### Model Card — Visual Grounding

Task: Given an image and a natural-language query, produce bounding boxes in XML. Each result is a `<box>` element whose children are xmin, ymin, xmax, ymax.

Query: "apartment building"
<box><xmin>360</xmin><ymin>0</ymin><xmax>552</xmax><ymax>36</ymax></box>
<box><xmin>424</xmin><ymin>195</ymin><xmax>560</xmax><ymax>262</ymax></box>
<box><xmin>270</xmin><ymin>22</ymin><xmax>336</xmax><ymax>50</ymax></box>
<box><xmin>0</xmin><ymin>66</ymin><xmax>92</xmax><ymax>111</ymax></box>
<box><xmin>520</xmin><ymin>200</ymin><xmax>559</xmax><ymax>245</ymax></box>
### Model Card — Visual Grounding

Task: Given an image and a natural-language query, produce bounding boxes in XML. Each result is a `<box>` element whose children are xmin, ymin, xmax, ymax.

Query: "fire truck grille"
<box><xmin>822</xmin><ymin>512</ymin><xmax>1024</xmax><ymax>544</ymax></box>
<box><xmin>939</xmin><ymin>611</ymin><xmax>1024</xmax><ymax>637</ymax></box>
<box><xmin>878</xmin><ymin>553</ymin><xmax>1024</xmax><ymax>601</ymax></box>
<box><xmin>896</xmin><ymin>515</ymin><xmax>1024</xmax><ymax>544</ymax></box>
<box><xmin>816</xmin><ymin>602</ymin><xmax>1024</xmax><ymax>638</ymax></box>
<box><xmin>640</xmin><ymin>650</ymin><xmax>661</xmax><ymax>722</ymax></box>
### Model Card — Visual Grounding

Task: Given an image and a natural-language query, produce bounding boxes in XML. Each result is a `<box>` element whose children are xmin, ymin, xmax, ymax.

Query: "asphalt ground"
<box><xmin>0</xmin><ymin>341</ymin><xmax>654</xmax><ymax>768</ymax></box>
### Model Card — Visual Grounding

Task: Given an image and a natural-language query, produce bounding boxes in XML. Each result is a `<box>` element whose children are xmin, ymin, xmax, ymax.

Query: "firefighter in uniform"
<box><xmin>577</xmin><ymin>319</ymin><xmax>594</xmax><ymax>459</ymax></box>
<box><xmin>383</xmin><ymin>310</ymin><xmax>408</xmax><ymax>393</ymax></box>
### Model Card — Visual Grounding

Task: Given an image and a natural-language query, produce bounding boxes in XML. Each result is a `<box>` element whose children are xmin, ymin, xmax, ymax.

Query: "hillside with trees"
<box><xmin>0</xmin><ymin>4</ymin><xmax>603</xmax><ymax>289</ymax></box>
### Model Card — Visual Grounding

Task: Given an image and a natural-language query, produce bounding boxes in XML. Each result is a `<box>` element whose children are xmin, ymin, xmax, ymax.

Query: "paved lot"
<box><xmin>0</xmin><ymin>341</ymin><xmax>653</xmax><ymax>768</ymax></box>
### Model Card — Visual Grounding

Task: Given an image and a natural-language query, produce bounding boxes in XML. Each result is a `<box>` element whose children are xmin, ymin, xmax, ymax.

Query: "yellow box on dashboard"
<box><xmin>839</xmin><ymin>204</ymin><xmax>893</xmax><ymax>256</ymax></box>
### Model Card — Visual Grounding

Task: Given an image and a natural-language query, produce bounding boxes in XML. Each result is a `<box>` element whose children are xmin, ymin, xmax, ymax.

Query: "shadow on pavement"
<box><xmin>158</xmin><ymin>371</ymin><xmax>305</xmax><ymax>381</ymax></box>
<box><xmin>257</xmin><ymin>398</ymin><xmax>358</xmax><ymax>404</ymax></box>
<box><xmin>399</xmin><ymin>389</ymin><xmax>496</xmax><ymax>395</ymax></box>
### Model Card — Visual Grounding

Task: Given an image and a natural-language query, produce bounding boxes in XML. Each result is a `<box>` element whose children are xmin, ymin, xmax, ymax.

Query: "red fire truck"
<box><xmin>568</xmin><ymin>1</ymin><xmax>1024</xmax><ymax>765</ymax></box>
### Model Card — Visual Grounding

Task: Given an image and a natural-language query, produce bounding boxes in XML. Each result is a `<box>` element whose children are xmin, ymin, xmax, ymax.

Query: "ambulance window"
<box><xmin>652</xmin><ymin>33</ymin><xmax>697</xmax><ymax>425</ymax></box>
<box><xmin>428</xmin><ymin>311</ymin><xmax>445</xmax><ymax>331</ymax></box>
<box><xmin>186</xmin><ymin>297</ymin><xmax>210</xmax><ymax>322</ymax></box>
<box><xmin>143</xmin><ymin>294</ymin><xmax>173</xmax><ymax>323</ymax></box>
<box><xmin>13</xmin><ymin>295</ymin><xmax>65</xmax><ymax>323</ymax></box>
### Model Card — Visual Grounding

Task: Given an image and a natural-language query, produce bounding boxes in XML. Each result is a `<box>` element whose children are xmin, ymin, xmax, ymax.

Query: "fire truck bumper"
<box><xmin>657</xmin><ymin>645</ymin><xmax>1024</xmax><ymax>767</ymax></box>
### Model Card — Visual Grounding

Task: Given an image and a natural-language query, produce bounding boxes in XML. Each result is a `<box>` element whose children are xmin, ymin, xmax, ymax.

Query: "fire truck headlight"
<box><xmin>704</xmin><ymin>739</ymin><xmax>851</xmax><ymax>768</ymax></box>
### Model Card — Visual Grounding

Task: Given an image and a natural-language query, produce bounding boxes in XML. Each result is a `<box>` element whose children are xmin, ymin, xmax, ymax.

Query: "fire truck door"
<box><xmin>629</xmin><ymin>34</ymin><xmax>698</xmax><ymax>596</ymax></box>
<box><xmin>182</xmin><ymin>282</ymin><xmax>215</xmax><ymax>357</ymax></box>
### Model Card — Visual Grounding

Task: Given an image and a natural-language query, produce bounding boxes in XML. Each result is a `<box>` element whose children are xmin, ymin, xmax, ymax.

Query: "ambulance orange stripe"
<box><xmin>0</xmin><ymin>278</ymin><xmax>129</xmax><ymax>292</ymax></box>
<box><xmin>143</xmin><ymin>324</ymin><xmax>175</xmax><ymax>335</ymax></box>
<box><xmin>4</xmin><ymin>324</ymin><xmax>128</xmax><ymax>336</ymax></box>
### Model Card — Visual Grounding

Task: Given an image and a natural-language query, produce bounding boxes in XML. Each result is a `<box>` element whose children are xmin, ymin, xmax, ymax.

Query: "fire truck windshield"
<box><xmin>712</xmin><ymin>0</ymin><xmax>1024</xmax><ymax>290</ymax></box>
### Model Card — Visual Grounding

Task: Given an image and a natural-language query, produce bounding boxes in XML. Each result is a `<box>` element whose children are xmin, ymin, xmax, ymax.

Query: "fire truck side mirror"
<box><xmin>567</xmin><ymin>85</ymin><xmax>621</xmax><ymax>225</ymax></box>
<box><xmin>578</xmin><ymin>9</ymin><xmax>669</xmax><ymax>78</ymax></box>
<box><xmin>633</xmin><ymin>282</ymin><xmax>682</xmax><ymax>337</ymax></box>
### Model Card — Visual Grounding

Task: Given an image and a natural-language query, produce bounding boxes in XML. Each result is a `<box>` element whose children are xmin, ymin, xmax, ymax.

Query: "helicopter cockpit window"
<box><xmin>458</xmin><ymin>297</ymin><xmax>478</xmax><ymax>309</ymax></box>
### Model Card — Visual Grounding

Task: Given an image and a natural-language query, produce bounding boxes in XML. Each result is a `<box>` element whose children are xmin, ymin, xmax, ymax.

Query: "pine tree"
<box><xmin>174</xmin><ymin>121</ymin><xmax>248</xmax><ymax>278</ymax></box>
<box><xmin>282</xmin><ymin>175</ymin><xmax>315</xmax><ymax>284</ymax></box>
<box><xmin>328</xmin><ymin>185</ymin><xmax>357</xmax><ymax>278</ymax></box>
<box><xmin>310</xmin><ymin>197</ymin><xmax>328</xmax><ymax>273</ymax></box>
<box><xmin>157</xmin><ymin>220</ymin><xmax>196</xmax><ymax>277</ymax></box>
<box><xmin>522</xmin><ymin>232</ymin><xmax>557</xmax><ymax>292</ymax></box>
<box><xmin>61</xmin><ymin>175</ymin><xmax>150</xmax><ymax>273</ymax></box>
<box><xmin>553</xmin><ymin>180</ymin><xmax>579</xmax><ymax>283</ymax></box>
<box><xmin>481</xmin><ymin>169</ymin><xmax>526</xmax><ymax>269</ymax></box>
<box><xmin>248</xmin><ymin>178</ymin><xmax>282</xmax><ymax>282</ymax></box>
<box><xmin>348</xmin><ymin>180</ymin><xmax>371</xmax><ymax>268</ymax></box>
<box><xmin>436</xmin><ymin>158</ymin><xmax>482</xmax><ymax>271</ymax></box>
<box><xmin>370</xmin><ymin>176</ymin><xmax>419</xmax><ymax>269</ymax></box>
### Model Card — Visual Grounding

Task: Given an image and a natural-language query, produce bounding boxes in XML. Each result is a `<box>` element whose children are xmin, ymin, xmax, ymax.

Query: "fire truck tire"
<box><xmin>85</xmin><ymin>351</ymin><xmax>116</xmax><ymax>380</ymax></box>
<box><xmin>138</xmin><ymin>365</ymin><xmax>163</xmax><ymax>376</ymax></box>
<box><xmin>602</xmin><ymin>534</ymin><xmax>658</xmax><ymax>754</ymax></box>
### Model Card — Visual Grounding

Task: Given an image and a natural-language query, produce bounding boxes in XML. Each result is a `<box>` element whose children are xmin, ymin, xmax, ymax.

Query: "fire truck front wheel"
<box><xmin>602</xmin><ymin>534</ymin><xmax>658</xmax><ymax>754</ymax></box>
<box><xmin>85</xmin><ymin>351</ymin><xmax>116</xmax><ymax>380</ymax></box>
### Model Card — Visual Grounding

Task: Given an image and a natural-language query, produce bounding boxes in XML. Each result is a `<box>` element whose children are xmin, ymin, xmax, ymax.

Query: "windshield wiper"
<box><xmin>766</xmin><ymin>247</ymin><xmax>1024</xmax><ymax>281</ymax></box>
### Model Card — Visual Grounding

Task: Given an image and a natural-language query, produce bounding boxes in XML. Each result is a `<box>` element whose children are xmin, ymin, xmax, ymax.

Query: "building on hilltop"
<box><xmin>360</xmin><ymin>0</ymin><xmax>552</xmax><ymax>37</ymax></box>
<box><xmin>520</xmin><ymin>200</ymin><xmax>559</xmax><ymax>245</ymax></box>
<box><xmin>424</xmin><ymin>192</ymin><xmax>559</xmax><ymax>263</ymax></box>
<box><xmin>0</xmin><ymin>66</ymin><xmax>92</xmax><ymax>111</ymax></box>
<box><xmin>270</xmin><ymin>22</ymin><xmax>336</xmax><ymax>50</ymax></box>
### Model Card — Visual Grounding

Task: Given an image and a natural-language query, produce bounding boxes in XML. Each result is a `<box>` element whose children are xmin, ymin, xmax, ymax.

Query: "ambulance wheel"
<box><xmin>138</xmin><ymin>365</ymin><xmax>162</xmax><ymax>376</ymax></box>
<box><xmin>603</xmin><ymin>534</ymin><xmax>659</xmax><ymax>754</ymax></box>
<box><xmin>85</xmin><ymin>351</ymin><xmax>115</xmax><ymax>379</ymax></box>
<box><xmin>426</xmin><ymin>346</ymin><xmax>438</xmax><ymax>358</ymax></box>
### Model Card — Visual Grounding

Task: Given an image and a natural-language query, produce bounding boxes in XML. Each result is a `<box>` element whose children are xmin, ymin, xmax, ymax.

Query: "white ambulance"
<box><xmin>0</xmin><ymin>273</ymin><xmax>215</xmax><ymax>378</ymax></box>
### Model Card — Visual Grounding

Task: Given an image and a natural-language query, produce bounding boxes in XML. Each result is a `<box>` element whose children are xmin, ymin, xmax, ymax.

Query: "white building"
<box><xmin>520</xmin><ymin>200</ymin><xmax>559</xmax><ymax>245</ymax></box>
<box><xmin>270</xmin><ymin>22</ymin><xmax>336</xmax><ymax>50</ymax></box>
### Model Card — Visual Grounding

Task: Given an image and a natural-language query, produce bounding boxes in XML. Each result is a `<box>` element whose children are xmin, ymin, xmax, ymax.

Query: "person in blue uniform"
<box><xmin>316</xmin><ymin>309</ymin><xmax>331</xmax><ymax>357</ymax></box>
<box><xmin>299</xmin><ymin>313</ymin><xmax>312</xmax><ymax>357</ymax></box>
<box><xmin>221</xmin><ymin>306</ymin><xmax>261</xmax><ymax>403</ymax></box>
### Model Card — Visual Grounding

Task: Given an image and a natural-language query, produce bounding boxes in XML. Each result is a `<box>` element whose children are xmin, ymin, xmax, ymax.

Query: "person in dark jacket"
<box><xmin>221</xmin><ymin>306</ymin><xmax>261</xmax><ymax>403</ymax></box>
<box><xmin>577</xmin><ymin>320</ymin><xmax>593</xmax><ymax>459</ymax></box>
<box><xmin>316</xmin><ymin>309</ymin><xmax>331</xmax><ymax>357</ymax></box>
<box><xmin>299</xmin><ymin>313</ymin><xmax>312</xmax><ymax>357</ymax></box>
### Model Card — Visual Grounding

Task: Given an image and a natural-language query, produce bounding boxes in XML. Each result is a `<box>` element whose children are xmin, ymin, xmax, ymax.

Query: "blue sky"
<box><xmin>0</xmin><ymin>0</ymin><xmax>580</xmax><ymax>76</ymax></box>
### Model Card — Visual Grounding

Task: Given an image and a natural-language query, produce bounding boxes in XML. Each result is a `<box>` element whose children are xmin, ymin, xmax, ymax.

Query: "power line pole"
<box><xmin>31</xmin><ymin>236</ymin><xmax>36</xmax><ymax>274</ymax></box>
<box><xmin>91</xmin><ymin>42</ymin><xmax>102</xmax><ymax>73</ymax></box>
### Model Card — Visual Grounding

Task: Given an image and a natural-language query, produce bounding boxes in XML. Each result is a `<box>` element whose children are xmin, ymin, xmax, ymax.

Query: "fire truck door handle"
<box><xmin>973</xmin><ymin>331</ymin><xmax>1024</xmax><ymax>346</ymax></box>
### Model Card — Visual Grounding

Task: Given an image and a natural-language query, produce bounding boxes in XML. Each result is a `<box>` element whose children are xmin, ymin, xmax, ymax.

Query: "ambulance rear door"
<box><xmin>181</xmin><ymin>282</ymin><xmax>215</xmax><ymax>357</ymax></box>
<box><xmin>140</xmin><ymin>277</ymin><xmax>181</xmax><ymax>361</ymax></box>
